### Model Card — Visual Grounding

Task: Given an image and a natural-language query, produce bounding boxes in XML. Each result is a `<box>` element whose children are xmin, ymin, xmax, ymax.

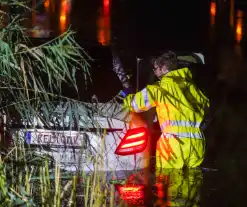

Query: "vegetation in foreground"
<box><xmin>0</xmin><ymin>1</ymin><xmax>119</xmax><ymax>206</ymax></box>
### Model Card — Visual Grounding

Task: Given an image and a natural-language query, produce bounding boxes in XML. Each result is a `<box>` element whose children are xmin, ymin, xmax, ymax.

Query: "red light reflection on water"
<box><xmin>210</xmin><ymin>1</ymin><xmax>216</xmax><ymax>26</ymax></box>
<box><xmin>117</xmin><ymin>184</ymin><xmax>145</xmax><ymax>206</ymax></box>
<box><xmin>236</xmin><ymin>10</ymin><xmax>243</xmax><ymax>43</ymax></box>
<box><xmin>59</xmin><ymin>0</ymin><xmax>70</xmax><ymax>34</ymax></box>
<box><xmin>97</xmin><ymin>0</ymin><xmax>111</xmax><ymax>45</ymax></box>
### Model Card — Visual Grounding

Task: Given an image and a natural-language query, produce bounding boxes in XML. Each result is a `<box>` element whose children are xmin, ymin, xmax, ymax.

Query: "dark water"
<box><xmin>27</xmin><ymin>0</ymin><xmax>247</xmax><ymax>206</ymax></box>
<box><xmin>26</xmin><ymin>0</ymin><xmax>247</xmax><ymax>54</ymax></box>
<box><xmin>26</xmin><ymin>0</ymin><xmax>247</xmax><ymax>88</ymax></box>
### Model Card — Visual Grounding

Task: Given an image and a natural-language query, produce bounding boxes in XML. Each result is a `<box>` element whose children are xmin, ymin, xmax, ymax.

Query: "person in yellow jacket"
<box><xmin>123</xmin><ymin>51</ymin><xmax>210</xmax><ymax>169</ymax></box>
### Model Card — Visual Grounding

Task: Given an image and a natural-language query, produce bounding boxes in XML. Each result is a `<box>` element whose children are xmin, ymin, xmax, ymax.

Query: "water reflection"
<box><xmin>26</xmin><ymin>0</ymin><xmax>71</xmax><ymax>38</ymax></box>
<box><xmin>27</xmin><ymin>0</ymin><xmax>53</xmax><ymax>38</ymax></box>
<box><xmin>117</xmin><ymin>168</ymin><xmax>202</xmax><ymax>206</ymax></box>
<box><xmin>44</xmin><ymin>0</ymin><xmax>55</xmax><ymax>13</ymax></box>
<box><xmin>97</xmin><ymin>0</ymin><xmax>111</xmax><ymax>45</ymax></box>
<box><xmin>235</xmin><ymin>10</ymin><xmax>244</xmax><ymax>57</ymax></box>
<box><xmin>44</xmin><ymin>0</ymin><xmax>50</xmax><ymax>9</ymax></box>
<box><xmin>236</xmin><ymin>10</ymin><xmax>243</xmax><ymax>43</ymax></box>
<box><xmin>155</xmin><ymin>169</ymin><xmax>202</xmax><ymax>207</ymax></box>
<box><xmin>117</xmin><ymin>184</ymin><xmax>145</xmax><ymax>206</ymax></box>
<box><xmin>59</xmin><ymin>0</ymin><xmax>71</xmax><ymax>34</ymax></box>
<box><xmin>230</xmin><ymin>0</ymin><xmax>235</xmax><ymax>28</ymax></box>
<box><xmin>210</xmin><ymin>1</ymin><xmax>216</xmax><ymax>27</ymax></box>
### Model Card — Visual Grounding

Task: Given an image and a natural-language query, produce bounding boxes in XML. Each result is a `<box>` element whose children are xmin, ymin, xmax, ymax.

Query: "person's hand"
<box><xmin>119</xmin><ymin>88</ymin><xmax>133</xmax><ymax>98</ymax></box>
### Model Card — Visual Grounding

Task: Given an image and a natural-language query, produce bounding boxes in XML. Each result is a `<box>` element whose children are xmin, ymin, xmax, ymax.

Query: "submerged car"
<box><xmin>8</xmin><ymin>50</ymin><xmax>206</xmax><ymax>181</ymax></box>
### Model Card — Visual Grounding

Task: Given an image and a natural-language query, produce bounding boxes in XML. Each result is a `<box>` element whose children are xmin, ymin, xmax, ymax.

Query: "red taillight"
<box><xmin>115</xmin><ymin>127</ymin><xmax>148</xmax><ymax>156</ymax></box>
<box><xmin>116</xmin><ymin>184</ymin><xmax>145</xmax><ymax>201</ymax></box>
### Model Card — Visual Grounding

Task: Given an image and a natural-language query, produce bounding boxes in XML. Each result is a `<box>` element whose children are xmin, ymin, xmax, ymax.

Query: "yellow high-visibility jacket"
<box><xmin>123</xmin><ymin>67</ymin><xmax>210</xmax><ymax>168</ymax></box>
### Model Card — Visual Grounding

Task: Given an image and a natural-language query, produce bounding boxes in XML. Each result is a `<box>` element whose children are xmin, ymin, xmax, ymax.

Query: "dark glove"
<box><xmin>119</xmin><ymin>88</ymin><xmax>133</xmax><ymax>98</ymax></box>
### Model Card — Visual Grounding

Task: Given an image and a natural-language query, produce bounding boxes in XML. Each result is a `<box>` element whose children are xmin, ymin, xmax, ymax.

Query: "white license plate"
<box><xmin>23</xmin><ymin>130</ymin><xmax>86</xmax><ymax>147</ymax></box>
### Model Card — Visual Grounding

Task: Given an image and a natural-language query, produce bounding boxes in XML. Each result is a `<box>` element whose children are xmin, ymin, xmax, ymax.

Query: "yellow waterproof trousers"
<box><xmin>156</xmin><ymin>135</ymin><xmax>205</xmax><ymax>169</ymax></box>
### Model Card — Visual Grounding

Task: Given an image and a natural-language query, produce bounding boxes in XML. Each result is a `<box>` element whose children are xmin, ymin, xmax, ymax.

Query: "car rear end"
<box><xmin>9</xmin><ymin>102</ymin><xmax>153</xmax><ymax>177</ymax></box>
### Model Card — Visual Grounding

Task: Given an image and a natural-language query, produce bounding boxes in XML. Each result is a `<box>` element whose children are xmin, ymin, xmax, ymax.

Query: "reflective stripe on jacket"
<box><xmin>123</xmin><ymin>67</ymin><xmax>210</xmax><ymax>139</ymax></box>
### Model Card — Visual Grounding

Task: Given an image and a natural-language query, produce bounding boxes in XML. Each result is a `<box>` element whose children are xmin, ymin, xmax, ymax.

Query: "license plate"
<box><xmin>23</xmin><ymin>130</ymin><xmax>86</xmax><ymax>147</ymax></box>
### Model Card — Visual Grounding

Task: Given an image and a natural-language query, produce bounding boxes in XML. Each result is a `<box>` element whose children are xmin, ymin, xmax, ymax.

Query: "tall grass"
<box><xmin>0</xmin><ymin>133</ymin><xmax>120</xmax><ymax>206</ymax></box>
<box><xmin>0</xmin><ymin>1</ymin><xmax>120</xmax><ymax>206</ymax></box>
<box><xmin>2</xmin><ymin>131</ymin><xmax>151</xmax><ymax>206</ymax></box>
